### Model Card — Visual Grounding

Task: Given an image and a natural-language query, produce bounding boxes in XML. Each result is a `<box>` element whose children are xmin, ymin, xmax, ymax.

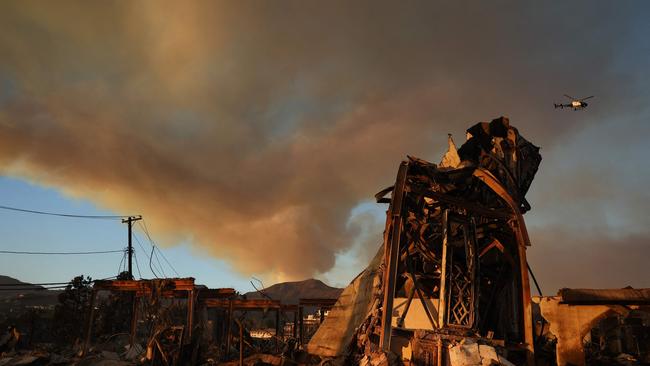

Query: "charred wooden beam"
<box><xmin>380</xmin><ymin>161</ymin><xmax>409</xmax><ymax>351</ymax></box>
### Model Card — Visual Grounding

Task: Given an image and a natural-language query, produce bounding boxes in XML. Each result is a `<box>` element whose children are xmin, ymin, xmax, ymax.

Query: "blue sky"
<box><xmin>0</xmin><ymin>176</ymin><xmax>256</xmax><ymax>291</ymax></box>
<box><xmin>0</xmin><ymin>176</ymin><xmax>382</xmax><ymax>291</ymax></box>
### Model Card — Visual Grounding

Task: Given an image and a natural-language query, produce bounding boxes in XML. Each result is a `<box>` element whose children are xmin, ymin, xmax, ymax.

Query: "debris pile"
<box><xmin>446</xmin><ymin>340</ymin><xmax>515</xmax><ymax>366</ymax></box>
<box><xmin>309</xmin><ymin>116</ymin><xmax>542</xmax><ymax>365</ymax></box>
<box><xmin>1</xmin><ymin>273</ymin><xmax>346</xmax><ymax>365</ymax></box>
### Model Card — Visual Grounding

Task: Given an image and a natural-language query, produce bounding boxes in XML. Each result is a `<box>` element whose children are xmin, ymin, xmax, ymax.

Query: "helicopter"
<box><xmin>554</xmin><ymin>94</ymin><xmax>594</xmax><ymax>110</ymax></box>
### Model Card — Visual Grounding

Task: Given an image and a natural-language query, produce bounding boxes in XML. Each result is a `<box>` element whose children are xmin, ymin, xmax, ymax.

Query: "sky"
<box><xmin>0</xmin><ymin>1</ymin><xmax>649</xmax><ymax>294</ymax></box>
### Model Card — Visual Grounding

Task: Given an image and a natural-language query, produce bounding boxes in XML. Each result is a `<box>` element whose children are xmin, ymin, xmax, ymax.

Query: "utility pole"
<box><xmin>122</xmin><ymin>216</ymin><xmax>142</xmax><ymax>279</ymax></box>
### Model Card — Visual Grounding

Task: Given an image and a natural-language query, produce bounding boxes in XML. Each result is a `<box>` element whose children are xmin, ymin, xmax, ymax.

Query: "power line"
<box><xmin>132</xmin><ymin>232</ymin><xmax>148</xmax><ymax>254</ymax></box>
<box><xmin>133</xmin><ymin>250</ymin><xmax>143</xmax><ymax>279</ymax></box>
<box><xmin>152</xmin><ymin>247</ymin><xmax>167</xmax><ymax>278</ymax></box>
<box><xmin>155</xmin><ymin>247</ymin><xmax>179</xmax><ymax>277</ymax></box>
<box><xmin>0</xmin><ymin>277</ymin><xmax>118</xmax><ymax>286</ymax></box>
<box><xmin>0</xmin><ymin>281</ymin><xmax>71</xmax><ymax>286</ymax></box>
<box><xmin>148</xmin><ymin>246</ymin><xmax>160</xmax><ymax>279</ymax></box>
<box><xmin>0</xmin><ymin>276</ymin><xmax>119</xmax><ymax>290</ymax></box>
<box><xmin>117</xmin><ymin>249</ymin><xmax>126</xmax><ymax>275</ymax></box>
<box><xmin>133</xmin><ymin>232</ymin><xmax>161</xmax><ymax>278</ymax></box>
<box><xmin>134</xmin><ymin>230</ymin><xmax>161</xmax><ymax>278</ymax></box>
<box><xmin>0</xmin><ymin>249</ymin><xmax>124</xmax><ymax>255</ymax></box>
<box><xmin>136</xmin><ymin>223</ymin><xmax>161</xmax><ymax>278</ymax></box>
<box><xmin>137</xmin><ymin>227</ymin><xmax>166</xmax><ymax>277</ymax></box>
<box><xmin>0</xmin><ymin>203</ymin><xmax>135</xmax><ymax>282</ymax></box>
<box><xmin>139</xmin><ymin>220</ymin><xmax>179</xmax><ymax>277</ymax></box>
<box><xmin>0</xmin><ymin>286</ymin><xmax>68</xmax><ymax>291</ymax></box>
<box><xmin>132</xmin><ymin>234</ymin><xmax>150</xmax><ymax>278</ymax></box>
<box><xmin>0</xmin><ymin>204</ymin><xmax>135</xmax><ymax>220</ymax></box>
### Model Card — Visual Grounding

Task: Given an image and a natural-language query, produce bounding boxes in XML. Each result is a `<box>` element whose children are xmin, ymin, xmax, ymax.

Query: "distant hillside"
<box><xmin>0</xmin><ymin>275</ymin><xmax>42</xmax><ymax>286</ymax></box>
<box><xmin>0</xmin><ymin>275</ymin><xmax>45</xmax><ymax>294</ymax></box>
<box><xmin>244</xmin><ymin>278</ymin><xmax>342</xmax><ymax>304</ymax></box>
<box><xmin>0</xmin><ymin>275</ymin><xmax>62</xmax><ymax>310</ymax></box>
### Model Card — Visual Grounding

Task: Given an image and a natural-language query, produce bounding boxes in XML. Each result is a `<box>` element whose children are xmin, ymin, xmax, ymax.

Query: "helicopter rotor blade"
<box><xmin>579</xmin><ymin>96</ymin><xmax>594</xmax><ymax>101</ymax></box>
<box><xmin>563</xmin><ymin>94</ymin><xmax>576</xmax><ymax>100</ymax></box>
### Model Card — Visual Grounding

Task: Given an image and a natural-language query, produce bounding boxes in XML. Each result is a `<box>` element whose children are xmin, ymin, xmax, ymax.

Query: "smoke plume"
<box><xmin>0</xmin><ymin>1</ymin><xmax>649</xmax><ymax>286</ymax></box>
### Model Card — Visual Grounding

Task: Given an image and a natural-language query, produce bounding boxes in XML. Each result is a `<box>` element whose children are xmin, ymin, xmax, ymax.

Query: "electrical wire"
<box><xmin>149</xmin><ymin>246</ymin><xmax>160</xmax><ymax>279</ymax></box>
<box><xmin>527</xmin><ymin>261</ymin><xmax>547</xmax><ymax>342</ymax></box>
<box><xmin>138</xmin><ymin>220</ymin><xmax>179</xmax><ymax>277</ymax></box>
<box><xmin>527</xmin><ymin>261</ymin><xmax>543</xmax><ymax>296</ymax></box>
<box><xmin>0</xmin><ymin>249</ymin><xmax>124</xmax><ymax>255</ymax></box>
<box><xmin>152</xmin><ymin>247</ymin><xmax>167</xmax><ymax>277</ymax></box>
<box><xmin>133</xmin><ymin>232</ymin><xmax>161</xmax><ymax>278</ymax></box>
<box><xmin>132</xmin><ymin>232</ymin><xmax>147</xmax><ymax>254</ymax></box>
<box><xmin>0</xmin><ymin>204</ymin><xmax>176</xmax><ymax>280</ymax></box>
<box><xmin>136</xmin><ymin>223</ymin><xmax>163</xmax><ymax>277</ymax></box>
<box><xmin>133</xmin><ymin>250</ymin><xmax>143</xmax><ymax>279</ymax></box>
<box><xmin>141</xmin><ymin>220</ymin><xmax>179</xmax><ymax>276</ymax></box>
<box><xmin>155</xmin><ymin>247</ymin><xmax>179</xmax><ymax>277</ymax></box>
<box><xmin>0</xmin><ymin>286</ymin><xmax>68</xmax><ymax>291</ymax></box>
<box><xmin>117</xmin><ymin>249</ymin><xmax>126</xmax><ymax>275</ymax></box>
<box><xmin>0</xmin><ymin>276</ymin><xmax>119</xmax><ymax>291</ymax></box>
<box><xmin>0</xmin><ymin>204</ymin><xmax>141</xmax><ymax>286</ymax></box>
<box><xmin>0</xmin><ymin>281</ymin><xmax>72</xmax><ymax>286</ymax></box>
<box><xmin>0</xmin><ymin>204</ymin><xmax>135</xmax><ymax>220</ymax></box>
<box><xmin>0</xmin><ymin>276</ymin><xmax>118</xmax><ymax>288</ymax></box>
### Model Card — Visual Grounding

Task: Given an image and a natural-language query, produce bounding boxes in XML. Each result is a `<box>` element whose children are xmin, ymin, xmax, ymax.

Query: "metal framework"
<box><xmin>377</xmin><ymin>162</ymin><xmax>535</xmax><ymax>365</ymax></box>
<box><xmin>442</xmin><ymin>216</ymin><xmax>478</xmax><ymax>328</ymax></box>
<box><xmin>82</xmin><ymin>278</ymin><xmax>235</xmax><ymax>356</ymax></box>
<box><xmin>203</xmin><ymin>297</ymin><xmax>338</xmax><ymax>362</ymax></box>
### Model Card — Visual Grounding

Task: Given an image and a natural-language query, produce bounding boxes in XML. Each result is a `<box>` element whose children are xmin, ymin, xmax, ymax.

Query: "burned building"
<box><xmin>537</xmin><ymin>288</ymin><xmax>650</xmax><ymax>366</ymax></box>
<box><xmin>309</xmin><ymin>117</ymin><xmax>541</xmax><ymax>365</ymax></box>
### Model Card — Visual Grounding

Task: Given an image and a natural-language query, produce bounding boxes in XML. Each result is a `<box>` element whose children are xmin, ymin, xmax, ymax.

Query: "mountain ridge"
<box><xmin>244</xmin><ymin>278</ymin><xmax>342</xmax><ymax>305</ymax></box>
<box><xmin>0</xmin><ymin>275</ymin><xmax>45</xmax><ymax>291</ymax></box>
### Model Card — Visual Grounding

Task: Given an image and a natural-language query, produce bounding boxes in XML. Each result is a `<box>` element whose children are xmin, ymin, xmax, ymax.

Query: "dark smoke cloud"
<box><xmin>0</xmin><ymin>1</ymin><xmax>649</xmax><ymax>284</ymax></box>
<box><xmin>528</xmin><ymin>230</ymin><xmax>650</xmax><ymax>293</ymax></box>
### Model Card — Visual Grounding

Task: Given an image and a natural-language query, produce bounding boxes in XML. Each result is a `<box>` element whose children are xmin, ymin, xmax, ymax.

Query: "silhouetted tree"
<box><xmin>52</xmin><ymin>275</ymin><xmax>93</xmax><ymax>343</ymax></box>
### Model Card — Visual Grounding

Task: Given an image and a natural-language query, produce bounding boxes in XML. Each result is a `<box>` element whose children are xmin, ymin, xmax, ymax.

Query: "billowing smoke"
<box><xmin>0</xmin><ymin>1</ymin><xmax>649</xmax><ymax>286</ymax></box>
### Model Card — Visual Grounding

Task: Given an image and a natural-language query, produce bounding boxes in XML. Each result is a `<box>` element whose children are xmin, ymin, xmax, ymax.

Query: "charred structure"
<box><xmin>309</xmin><ymin>116</ymin><xmax>542</xmax><ymax>365</ymax></box>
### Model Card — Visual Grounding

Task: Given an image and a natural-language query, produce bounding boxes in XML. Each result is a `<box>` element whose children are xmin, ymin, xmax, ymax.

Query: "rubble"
<box><xmin>357</xmin><ymin>350</ymin><xmax>399</xmax><ymax>366</ymax></box>
<box><xmin>309</xmin><ymin>117</ymin><xmax>542</xmax><ymax>365</ymax></box>
<box><xmin>446</xmin><ymin>342</ymin><xmax>515</xmax><ymax>366</ymax></box>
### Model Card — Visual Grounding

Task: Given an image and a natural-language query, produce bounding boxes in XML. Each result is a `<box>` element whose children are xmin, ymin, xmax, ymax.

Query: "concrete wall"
<box><xmin>536</xmin><ymin>296</ymin><xmax>629</xmax><ymax>366</ymax></box>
